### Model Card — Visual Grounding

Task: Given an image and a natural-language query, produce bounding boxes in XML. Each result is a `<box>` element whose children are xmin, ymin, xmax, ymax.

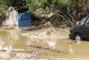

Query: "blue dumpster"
<box><xmin>18</xmin><ymin>12</ymin><xmax>31</xmax><ymax>27</ymax></box>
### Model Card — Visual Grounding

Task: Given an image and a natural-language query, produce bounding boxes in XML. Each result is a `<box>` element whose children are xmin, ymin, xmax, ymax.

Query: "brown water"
<box><xmin>0</xmin><ymin>27</ymin><xmax>89</xmax><ymax>59</ymax></box>
<box><xmin>0</xmin><ymin>28</ymin><xmax>28</xmax><ymax>51</ymax></box>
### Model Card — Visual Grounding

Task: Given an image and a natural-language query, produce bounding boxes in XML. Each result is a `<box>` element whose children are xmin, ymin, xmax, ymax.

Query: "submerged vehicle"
<box><xmin>69</xmin><ymin>15</ymin><xmax>89</xmax><ymax>41</ymax></box>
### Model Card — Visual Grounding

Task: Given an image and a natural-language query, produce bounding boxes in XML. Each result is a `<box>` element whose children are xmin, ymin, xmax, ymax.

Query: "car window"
<box><xmin>81</xmin><ymin>17</ymin><xmax>87</xmax><ymax>25</ymax></box>
<box><xmin>85</xmin><ymin>17</ymin><xmax>89</xmax><ymax>26</ymax></box>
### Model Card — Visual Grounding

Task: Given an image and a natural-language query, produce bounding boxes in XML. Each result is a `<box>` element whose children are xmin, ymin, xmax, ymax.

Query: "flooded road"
<box><xmin>27</xmin><ymin>38</ymin><xmax>89</xmax><ymax>59</ymax></box>
<box><xmin>0</xmin><ymin>27</ymin><xmax>89</xmax><ymax>59</ymax></box>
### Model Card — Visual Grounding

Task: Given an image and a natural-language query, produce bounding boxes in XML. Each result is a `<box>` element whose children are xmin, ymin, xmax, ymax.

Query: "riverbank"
<box><xmin>22</xmin><ymin>27</ymin><xmax>70</xmax><ymax>41</ymax></box>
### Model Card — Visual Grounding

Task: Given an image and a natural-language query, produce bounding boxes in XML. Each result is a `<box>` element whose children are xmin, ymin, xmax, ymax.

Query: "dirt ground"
<box><xmin>22</xmin><ymin>27</ymin><xmax>70</xmax><ymax>40</ymax></box>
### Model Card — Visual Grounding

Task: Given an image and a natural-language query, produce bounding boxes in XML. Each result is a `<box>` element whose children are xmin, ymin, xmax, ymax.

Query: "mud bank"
<box><xmin>22</xmin><ymin>27</ymin><xmax>70</xmax><ymax>41</ymax></box>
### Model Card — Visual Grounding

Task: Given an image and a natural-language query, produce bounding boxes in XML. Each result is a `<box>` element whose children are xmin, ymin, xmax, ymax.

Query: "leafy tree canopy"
<box><xmin>25</xmin><ymin>0</ymin><xmax>47</xmax><ymax>12</ymax></box>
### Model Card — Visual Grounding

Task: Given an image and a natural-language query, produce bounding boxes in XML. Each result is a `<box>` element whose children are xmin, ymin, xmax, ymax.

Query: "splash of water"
<box><xmin>0</xmin><ymin>39</ymin><xmax>13</xmax><ymax>53</ymax></box>
<box><xmin>69</xmin><ymin>44</ymin><xmax>74</xmax><ymax>54</ymax></box>
<box><xmin>3</xmin><ymin>45</ymin><xmax>12</xmax><ymax>53</ymax></box>
<box><xmin>46</xmin><ymin>40</ymin><xmax>56</xmax><ymax>49</ymax></box>
<box><xmin>2</xmin><ymin>7</ymin><xmax>18</xmax><ymax>26</ymax></box>
<box><xmin>0</xmin><ymin>39</ymin><xmax>4</xmax><ymax>50</ymax></box>
<box><xmin>75</xmin><ymin>36</ymin><xmax>81</xmax><ymax>44</ymax></box>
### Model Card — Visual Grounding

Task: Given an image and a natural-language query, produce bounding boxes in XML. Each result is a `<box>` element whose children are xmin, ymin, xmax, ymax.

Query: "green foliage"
<box><xmin>52</xmin><ymin>0</ymin><xmax>71</xmax><ymax>12</ymax></box>
<box><xmin>0</xmin><ymin>0</ymin><xmax>8</xmax><ymax>24</ymax></box>
<box><xmin>52</xmin><ymin>0</ymin><xmax>70</xmax><ymax>7</ymax></box>
<box><xmin>25</xmin><ymin>0</ymin><xmax>47</xmax><ymax>12</ymax></box>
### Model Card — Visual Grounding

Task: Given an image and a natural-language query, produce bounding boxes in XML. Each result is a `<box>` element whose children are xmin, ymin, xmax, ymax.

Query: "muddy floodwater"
<box><xmin>0</xmin><ymin>27</ymin><xmax>89</xmax><ymax>59</ymax></box>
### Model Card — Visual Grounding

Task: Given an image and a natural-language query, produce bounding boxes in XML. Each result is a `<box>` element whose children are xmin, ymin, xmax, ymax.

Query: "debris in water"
<box><xmin>0</xmin><ymin>39</ymin><xmax>4</xmax><ymax>46</ymax></box>
<box><xmin>0</xmin><ymin>39</ymin><xmax>4</xmax><ymax>50</ymax></box>
<box><xmin>69</xmin><ymin>44</ymin><xmax>74</xmax><ymax>54</ymax></box>
<box><xmin>3</xmin><ymin>45</ymin><xmax>12</xmax><ymax>53</ymax></box>
<box><xmin>46</xmin><ymin>40</ymin><xmax>56</xmax><ymax>49</ymax></box>
<box><xmin>75</xmin><ymin>40</ymin><xmax>80</xmax><ymax>45</ymax></box>
<box><xmin>0</xmin><ymin>46</ymin><xmax>2</xmax><ymax>50</ymax></box>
